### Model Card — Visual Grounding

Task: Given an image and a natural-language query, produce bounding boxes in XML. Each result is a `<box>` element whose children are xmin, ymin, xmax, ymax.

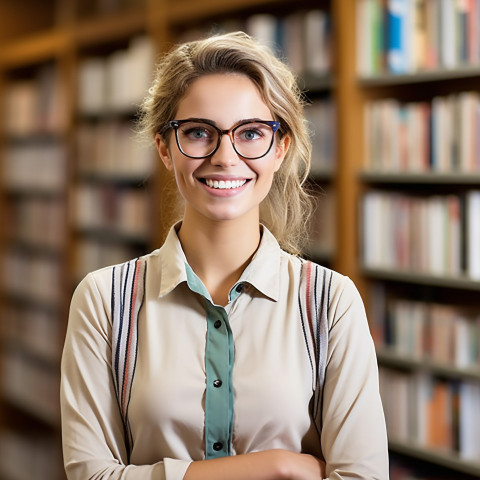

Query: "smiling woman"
<box><xmin>60</xmin><ymin>32</ymin><xmax>389</xmax><ymax>480</ymax></box>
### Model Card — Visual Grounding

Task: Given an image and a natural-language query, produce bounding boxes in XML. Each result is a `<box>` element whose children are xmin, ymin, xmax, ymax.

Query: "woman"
<box><xmin>61</xmin><ymin>32</ymin><xmax>389</xmax><ymax>479</ymax></box>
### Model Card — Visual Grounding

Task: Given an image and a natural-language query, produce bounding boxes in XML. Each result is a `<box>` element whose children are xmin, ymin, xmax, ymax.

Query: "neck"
<box><xmin>178</xmin><ymin>210</ymin><xmax>261</xmax><ymax>305</ymax></box>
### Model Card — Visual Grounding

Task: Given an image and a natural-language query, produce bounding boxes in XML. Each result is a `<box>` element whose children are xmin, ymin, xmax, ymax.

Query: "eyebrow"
<box><xmin>178</xmin><ymin>117</ymin><xmax>271</xmax><ymax>128</ymax></box>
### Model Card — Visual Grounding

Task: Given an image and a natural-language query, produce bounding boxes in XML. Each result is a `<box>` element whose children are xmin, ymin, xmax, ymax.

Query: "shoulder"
<box><xmin>72</xmin><ymin>250</ymin><xmax>159</xmax><ymax>308</ymax></box>
<box><xmin>282</xmin><ymin>254</ymin><xmax>364</xmax><ymax>326</ymax></box>
<box><xmin>281</xmin><ymin>252</ymin><xmax>353</xmax><ymax>294</ymax></box>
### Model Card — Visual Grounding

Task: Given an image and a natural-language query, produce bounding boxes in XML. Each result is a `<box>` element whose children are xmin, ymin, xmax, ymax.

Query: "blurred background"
<box><xmin>0</xmin><ymin>0</ymin><xmax>479</xmax><ymax>479</ymax></box>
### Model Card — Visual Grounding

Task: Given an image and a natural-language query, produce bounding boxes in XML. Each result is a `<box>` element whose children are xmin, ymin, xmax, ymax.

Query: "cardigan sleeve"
<box><xmin>320</xmin><ymin>276</ymin><xmax>390</xmax><ymax>480</ymax></box>
<box><xmin>60</xmin><ymin>272</ymin><xmax>192</xmax><ymax>480</ymax></box>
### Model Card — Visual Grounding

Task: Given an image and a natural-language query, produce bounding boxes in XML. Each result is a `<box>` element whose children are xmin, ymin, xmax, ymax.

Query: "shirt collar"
<box><xmin>157</xmin><ymin>223</ymin><xmax>281</xmax><ymax>302</ymax></box>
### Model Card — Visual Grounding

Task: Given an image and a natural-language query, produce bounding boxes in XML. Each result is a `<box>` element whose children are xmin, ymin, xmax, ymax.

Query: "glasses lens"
<box><xmin>233</xmin><ymin>122</ymin><xmax>275</xmax><ymax>159</ymax></box>
<box><xmin>176</xmin><ymin>122</ymin><xmax>218</xmax><ymax>158</ymax></box>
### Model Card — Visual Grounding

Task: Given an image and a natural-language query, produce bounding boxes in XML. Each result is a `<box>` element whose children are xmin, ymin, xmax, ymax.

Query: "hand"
<box><xmin>271</xmin><ymin>450</ymin><xmax>326</xmax><ymax>480</ymax></box>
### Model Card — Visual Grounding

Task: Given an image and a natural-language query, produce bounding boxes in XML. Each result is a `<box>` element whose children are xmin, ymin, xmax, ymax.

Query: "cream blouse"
<box><xmin>60</xmin><ymin>225</ymin><xmax>389</xmax><ymax>480</ymax></box>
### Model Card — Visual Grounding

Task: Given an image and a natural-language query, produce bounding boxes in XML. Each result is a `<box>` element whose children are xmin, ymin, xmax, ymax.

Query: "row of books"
<box><xmin>0</xmin><ymin>430</ymin><xmax>62</xmax><ymax>480</ymax></box>
<box><xmin>380</xmin><ymin>367</ymin><xmax>480</xmax><ymax>460</ymax></box>
<box><xmin>373</xmin><ymin>298</ymin><xmax>480</xmax><ymax>370</ymax></box>
<box><xmin>2</xmin><ymin>143</ymin><xmax>66</xmax><ymax>193</ymax></box>
<box><xmin>1</xmin><ymin>250</ymin><xmax>61</xmax><ymax>305</ymax></box>
<box><xmin>2</xmin><ymin>303</ymin><xmax>61</xmax><ymax>364</ymax></box>
<box><xmin>180</xmin><ymin>9</ymin><xmax>332</xmax><ymax>78</ymax></box>
<box><xmin>305</xmin><ymin>99</ymin><xmax>336</xmax><ymax>175</ymax></box>
<box><xmin>77</xmin><ymin>121</ymin><xmax>155</xmax><ymax>178</ymax></box>
<box><xmin>365</xmin><ymin>92</ymin><xmax>480</xmax><ymax>173</ymax></box>
<box><xmin>3</xmin><ymin>196</ymin><xmax>65</xmax><ymax>250</ymax></box>
<box><xmin>362</xmin><ymin>190</ymin><xmax>480</xmax><ymax>279</ymax></box>
<box><xmin>77</xmin><ymin>35</ymin><xmax>154</xmax><ymax>116</ymax></box>
<box><xmin>75</xmin><ymin>183</ymin><xmax>151</xmax><ymax>238</ymax></box>
<box><xmin>75</xmin><ymin>238</ymin><xmax>144</xmax><ymax>280</ymax></box>
<box><xmin>1</xmin><ymin>349</ymin><xmax>60</xmax><ymax>426</ymax></box>
<box><xmin>3</xmin><ymin>64</ymin><xmax>65</xmax><ymax>136</ymax></box>
<box><xmin>357</xmin><ymin>0</ymin><xmax>480</xmax><ymax>76</ymax></box>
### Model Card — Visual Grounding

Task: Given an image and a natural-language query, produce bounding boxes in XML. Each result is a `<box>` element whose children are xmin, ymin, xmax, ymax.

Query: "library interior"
<box><xmin>1</xmin><ymin>0</ymin><xmax>480</xmax><ymax>479</ymax></box>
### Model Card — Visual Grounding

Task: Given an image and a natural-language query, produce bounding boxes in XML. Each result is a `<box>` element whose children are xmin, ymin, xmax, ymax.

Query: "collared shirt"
<box><xmin>60</xmin><ymin>225</ymin><xmax>389</xmax><ymax>480</ymax></box>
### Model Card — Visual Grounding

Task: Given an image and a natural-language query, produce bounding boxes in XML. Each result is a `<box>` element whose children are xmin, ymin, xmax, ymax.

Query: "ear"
<box><xmin>273</xmin><ymin>134</ymin><xmax>290</xmax><ymax>172</ymax></box>
<box><xmin>155</xmin><ymin>134</ymin><xmax>174</xmax><ymax>171</ymax></box>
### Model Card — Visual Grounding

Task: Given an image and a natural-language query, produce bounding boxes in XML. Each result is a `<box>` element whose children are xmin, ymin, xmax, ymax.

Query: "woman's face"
<box><xmin>155</xmin><ymin>73</ymin><xmax>289</xmax><ymax>225</ymax></box>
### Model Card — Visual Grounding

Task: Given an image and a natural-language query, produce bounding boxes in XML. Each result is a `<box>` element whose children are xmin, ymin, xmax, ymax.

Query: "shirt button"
<box><xmin>235</xmin><ymin>283</ymin><xmax>244</xmax><ymax>293</ymax></box>
<box><xmin>214</xmin><ymin>320</ymin><xmax>222</xmax><ymax>329</ymax></box>
<box><xmin>213</xmin><ymin>379</ymin><xmax>222</xmax><ymax>388</ymax></box>
<box><xmin>213</xmin><ymin>442</ymin><xmax>223</xmax><ymax>451</ymax></box>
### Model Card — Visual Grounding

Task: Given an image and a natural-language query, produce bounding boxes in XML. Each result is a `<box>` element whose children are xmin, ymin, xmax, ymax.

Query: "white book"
<box><xmin>304</xmin><ymin>9</ymin><xmax>330</xmax><ymax>75</ymax></box>
<box><xmin>466</xmin><ymin>190</ymin><xmax>480</xmax><ymax>279</ymax></box>
<box><xmin>440</xmin><ymin>0</ymin><xmax>456</xmax><ymax>67</ymax></box>
<box><xmin>78</xmin><ymin>57</ymin><xmax>106</xmax><ymax>115</ymax></box>
<box><xmin>127</xmin><ymin>35</ymin><xmax>155</xmax><ymax>107</ymax></box>
<box><xmin>282</xmin><ymin>12</ymin><xmax>305</xmax><ymax>74</ymax></box>
<box><xmin>453</xmin><ymin>316</ymin><xmax>471</xmax><ymax>368</ymax></box>
<box><xmin>428</xmin><ymin>196</ymin><xmax>445</xmax><ymax>275</ymax></box>
<box><xmin>412</xmin><ymin>372</ymin><xmax>430</xmax><ymax>444</ymax></box>
<box><xmin>459</xmin><ymin>382</ymin><xmax>480</xmax><ymax>459</ymax></box>
<box><xmin>245</xmin><ymin>14</ymin><xmax>278</xmax><ymax>51</ymax></box>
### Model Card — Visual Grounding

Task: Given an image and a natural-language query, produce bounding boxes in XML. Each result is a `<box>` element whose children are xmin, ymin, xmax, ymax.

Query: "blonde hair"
<box><xmin>137</xmin><ymin>31</ymin><xmax>313</xmax><ymax>255</ymax></box>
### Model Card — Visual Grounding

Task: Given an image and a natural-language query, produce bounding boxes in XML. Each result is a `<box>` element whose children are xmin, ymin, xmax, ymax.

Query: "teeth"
<box><xmin>205</xmin><ymin>179</ymin><xmax>247</xmax><ymax>189</ymax></box>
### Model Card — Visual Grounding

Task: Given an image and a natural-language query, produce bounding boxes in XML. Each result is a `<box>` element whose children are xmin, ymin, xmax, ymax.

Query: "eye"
<box><xmin>236</xmin><ymin>124</ymin><xmax>266</xmax><ymax>141</ymax></box>
<box><xmin>181</xmin><ymin>123</ymin><xmax>215</xmax><ymax>141</ymax></box>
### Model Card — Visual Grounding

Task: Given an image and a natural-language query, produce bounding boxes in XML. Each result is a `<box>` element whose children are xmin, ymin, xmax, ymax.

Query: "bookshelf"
<box><xmin>0</xmin><ymin>56</ymin><xmax>69</xmax><ymax>480</ymax></box>
<box><xmin>72</xmin><ymin>33</ymin><xmax>156</xmax><ymax>281</ymax></box>
<box><xmin>358</xmin><ymin>1</ymin><xmax>480</xmax><ymax>478</ymax></box>
<box><xmin>3</xmin><ymin>0</ymin><xmax>480</xmax><ymax>479</ymax></box>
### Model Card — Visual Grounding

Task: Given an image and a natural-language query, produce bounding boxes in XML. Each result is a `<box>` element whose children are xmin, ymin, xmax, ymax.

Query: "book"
<box><xmin>466</xmin><ymin>190</ymin><xmax>480</xmax><ymax>279</ymax></box>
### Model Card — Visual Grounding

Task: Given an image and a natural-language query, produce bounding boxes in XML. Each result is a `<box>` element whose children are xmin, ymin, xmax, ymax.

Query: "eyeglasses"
<box><xmin>164</xmin><ymin>119</ymin><xmax>281</xmax><ymax>160</ymax></box>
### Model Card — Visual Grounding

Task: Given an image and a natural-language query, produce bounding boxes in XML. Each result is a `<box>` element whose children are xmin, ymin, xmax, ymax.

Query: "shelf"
<box><xmin>0</xmin><ymin>30</ymin><xmax>71</xmax><ymax>68</ymax></box>
<box><xmin>2</xmin><ymin>240</ymin><xmax>64</xmax><ymax>258</ymax></box>
<box><xmin>78</xmin><ymin>171</ymin><xmax>151</xmax><ymax>186</ymax></box>
<box><xmin>76</xmin><ymin>227</ymin><xmax>149</xmax><ymax>245</ymax></box>
<box><xmin>359</xmin><ymin>65</ymin><xmax>480</xmax><ymax>87</ymax></box>
<box><xmin>301</xmin><ymin>73</ymin><xmax>334</xmax><ymax>93</ymax></box>
<box><xmin>1</xmin><ymin>186</ymin><xmax>65</xmax><ymax>198</ymax></box>
<box><xmin>362</xmin><ymin>267</ymin><xmax>480</xmax><ymax>291</ymax></box>
<box><xmin>388</xmin><ymin>439</ymin><xmax>480</xmax><ymax>478</ymax></box>
<box><xmin>360</xmin><ymin>171</ymin><xmax>480</xmax><ymax>185</ymax></box>
<box><xmin>308</xmin><ymin>168</ymin><xmax>335</xmax><ymax>182</ymax></box>
<box><xmin>166</xmin><ymin>0</ymin><xmax>292</xmax><ymax>24</ymax></box>
<box><xmin>1</xmin><ymin>292</ymin><xmax>61</xmax><ymax>313</ymax></box>
<box><xmin>74</xmin><ymin>8</ymin><xmax>147</xmax><ymax>46</ymax></box>
<box><xmin>1</xmin><ymin>391</ymin><xmax>59</xmax><ymax>429</ymax></box>
<box><xmin>377</xmin><ymin>349</ymin><xmax>480</xmax><ymax>382</ymax></box>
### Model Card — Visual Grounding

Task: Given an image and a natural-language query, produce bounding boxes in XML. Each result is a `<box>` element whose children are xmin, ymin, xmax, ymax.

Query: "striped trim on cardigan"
<box><xmin>298</xmin><ymin>259</ymin><xmax>332</xmax><ymax>434</ymax></box>
<box><xmin>111</xmin><ymin>257</ymin><xmax>146</xmax><ymax>459</ymax></box>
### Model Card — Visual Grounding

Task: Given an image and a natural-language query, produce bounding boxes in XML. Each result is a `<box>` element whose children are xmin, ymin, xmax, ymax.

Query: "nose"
<box><xmin>210</xmin><ymin>133</ymin><xmax>240</xmax><ymax>166</ymax></box>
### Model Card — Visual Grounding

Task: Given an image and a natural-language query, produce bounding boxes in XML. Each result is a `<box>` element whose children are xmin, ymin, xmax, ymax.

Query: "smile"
<box><xmin>204</xmin><ymin>179</ymin><xmax>248</xmax><ymax>190</ymax></box>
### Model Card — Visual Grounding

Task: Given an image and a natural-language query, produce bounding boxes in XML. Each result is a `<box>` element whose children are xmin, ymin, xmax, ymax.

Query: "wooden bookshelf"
<box><xmin>357</xmin><ymin>2</ymin><xmax>480</xmax><ymax>477</ymax></box>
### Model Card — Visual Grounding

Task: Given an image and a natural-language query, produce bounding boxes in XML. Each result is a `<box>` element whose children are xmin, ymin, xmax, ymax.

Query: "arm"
<box><xmin>184</xmin><ymin>450</ymin><xmax>325</xmax><ymax>480</ymax></box>
<box><xmin>321</xmin><ymin>278</ymin><xmax>389</xmax><ymax>480</ymax></box>
<box><xmin>61</xmin><ymin>273</ymin><xmax>190</xmax><ymax>480</ymax></box>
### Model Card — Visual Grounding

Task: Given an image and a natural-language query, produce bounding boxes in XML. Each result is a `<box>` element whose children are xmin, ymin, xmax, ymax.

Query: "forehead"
<box><xmin>175</xmin><ymin>73</ymin><xmax>272</xmax><ymax>124</ymax></box>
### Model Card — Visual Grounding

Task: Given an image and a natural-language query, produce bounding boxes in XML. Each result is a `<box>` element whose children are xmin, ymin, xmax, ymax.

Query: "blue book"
<box><xmin>387</xmin><ymin>0</ymin><xmax>407</xmax><ymax>73</ymax></box>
